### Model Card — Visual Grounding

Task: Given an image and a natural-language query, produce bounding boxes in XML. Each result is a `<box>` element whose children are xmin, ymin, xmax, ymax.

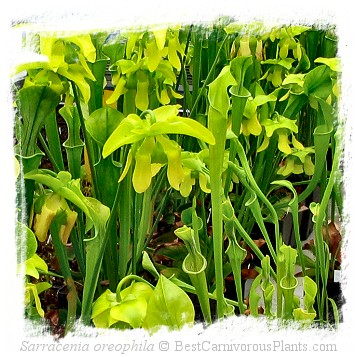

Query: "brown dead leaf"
<box><xmin>45</xmin><ymin>309</ymin><xmax>59</xmax><ymax>326</ymax></box>
<box><xmin>323</xmin><ymin>222</ymin><xmax>342</xmax><ymax>263</ymax></box>
<box><xmin>241</xmin><ymin>268</ymin><xmax>259</xmax><ymax>280</ymax></box>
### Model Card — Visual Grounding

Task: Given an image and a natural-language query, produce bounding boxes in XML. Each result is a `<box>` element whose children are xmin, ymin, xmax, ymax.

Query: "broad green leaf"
<box><xmin>208</xmin><ymin>65</ymin><xmax>237</xmax><ymax>118</ymax></box>
<box><xmin>153</xmin><ymin>104</ymin><xmax>179</xmax><ymax>121</ymax></box>
<box><xmin>16</xmin><ymin>221</ymin><xmax>37</xmax><ymax>264</ymax></box>
<box><xmin>93</xmin><ymin>309</ymin><xmax>112</xmax><ymax>328</ymax></box>
<box><xmin>303</xmin><ymin>65</ymin><xmax>332</xmax><ymax>99</ymax></box>
<box><xmin>150</xmin><ymin>118</ymin><xmax>215</xmax><ymax>145</ymax></box>
<box><xmin>91</xmin><ymin>289</ymin><xmax>117</xmax><ymax>319</ymax></box>
<box><xmin>282</xmin><ymin>73</ymin><xmax>305</xmax><ymax>87</ymax></box>
<box><xmin>314</xmin><ymin>57</ymin><xmax>341</xmax><ymax>72</ymax></box>
<box><xmin>120</xmin><ymin>281</ymin><xmax>154</xmax><ymax>302</ymax></box>
<box><xmin>110</xmin><ymin>297</ymin><xmax>148</xmax><ymax>328</ymax></box>
<box><xmin>103</xmin><ymin>118</ymin><xmax>146</xmax><ymax>157</ymax></box>
<box><xmin>143</xmin><ymin>275</ymin><xmax>195</xmax><ymax>332</ymax></box>
<box><xmin>21</xmin><ymin>254</ymin><xmax>48</xmax><ymax>279</ymax></box>
<box><xmin>86</xmin><ymin>107</ymin><xmax>124</xmax><ymax>147</ymax></box>
<box><xmin>224</xmin><ymin>22</ymin><xmax>244</xmax><ymax>34</ymax></box>
<box><xmin>17</xmin><ymin>86</ymin><xmax>60</xmax><ymax>157</ymax></box>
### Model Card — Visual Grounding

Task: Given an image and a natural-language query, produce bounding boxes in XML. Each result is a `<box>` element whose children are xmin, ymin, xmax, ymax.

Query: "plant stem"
<box><xmin>190</xmin><ymin>34</ymin><xmax>229</xmax><ymax>118</ymax></box>
<box><xmin>118</xmin><ymin>168</ymin><xmax>133</xmax><ymax>280</ymax></box>
<box><xmin>50</xmin><ymin>214</ymin><xmax>77</xmax><ymax>334</ymax></box>
<box><xmin>313</xmin><ymin>130</ymin><xmax>341</xmax><ymax>322</ymax></box>
<box><xmin>80</xmin><ymin>185</ymin><xmax>120</xmax><ymax>325</ymax></box>
<box><xmin>71</xmin><ymin>82</ymin><xmax>100</xmax><ymax>200</ymax></box>
<box><xmin>38</xmin><ymin>133</ymin><xmax>61</xmax><ymax>172</ymax></box>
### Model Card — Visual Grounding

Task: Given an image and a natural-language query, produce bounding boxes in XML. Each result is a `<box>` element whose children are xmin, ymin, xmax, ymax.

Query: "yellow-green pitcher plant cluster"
<box><xmin>12</xmin><ymin>19</ymin><xmax>342</xmax><ymax>334</ymax></box>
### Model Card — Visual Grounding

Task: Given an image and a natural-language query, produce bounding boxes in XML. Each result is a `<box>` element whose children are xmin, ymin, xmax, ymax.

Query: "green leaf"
<box><xmin>303</xmin><ymin>65</ymin><xmax>332</xmax><ymax>99</ymax></box>
<box><xmin>21</xmin><ymin>254</ymin><xmax>48</xmax><ymax>279</ymax></box>
<box><xmin>292</xmin><ymin>308</ymin><xmax>316</xmax><ymax>321</ymax></box>
<box><xmin>17</xmin><ymin>86</ymin><xmax>60</xmax><ymax>156</ymax></box>
<box><xmin>249</xmin><ymin>274</ymin><xmax>262</xmax><ymax>317</ymax></box>
<box><xmin>282</xmin><ymin>73</ymin><xmax>305</xmax><ymax>87</ymax></box>
<box><xmin>152</xmin><ymin>28</ymin><xmax>167</xmax><ymax>51</ymax></box>
<box><xmin>181</xmin><ymin>207</ymin><xmax>203</xmax><ymax>230</ymax></box>
<box><xmin>16</xmin><ymin>221</ymin><xmax>37</xmax><ymax>264</ymax></box>
<box><xmin>142</xmin><ymin>251</ymin><xmax>160</xmax><ymax>280</ymax></box>
<box><xmin>143</xmin><ymin>275</ymin><xmax>195</xmax><ymax>332</ymax></box>
<box><xmin>92</xmin><ymin>308</ymin><xmax>112</xmax><ymax>328</ymax></box>
<box><xmin>25</xmin><ymin>283</ymin><xmax>49</xmax><ymax>318</ymax></box>
<box><xmin>102</xmin><ymin>114</ymin><xmax>145</xmax><ymax>157</ymax></box>
<box><xmin>36</xmin><ymin>281</ymin><xmax>52</xmax><ymax>295</ymax></box>
<box><xmin>106</xmin><ymin>76</ymin><xmax>128</xmax><ymax>104</ymax></box>
<box><xmin>303</xmin><ymin>276</ymin><xmax>317</xmax><ymax>314</ymax></box>
<box><xmin>91</xmin><ymin>289</ymin><xmax>117</xmax><ymax>320</ymax></box>
<box><xmin>24</xmin><ymin>169</ymin><xmax>109</xmax><ymax>241</ymax></box>
<box><xmin>110</xmin><ymin>297</ymin><xmax>148</xmax><ymax>328</ymax></box>
<box><xmin>230</xmin><ymin>56</ymin><xmax>253</xmax><ymax>90</ymax></box>
<box><xmin>314</xmin><ymin>57</ymin><xmax>341</xmax><ymax>72</ymax></box>
<box><xmin>208</xmin><ymin>65</ymin><xmax>237</xmax><ymax>118</ymax></box>
<box><xmin>119</xmin><ymin>281</ymin><xmax>154</xmax><ymax>302</ymax></box>
<box><xmin>328</xmin><ymin>297</ymin><xmax>340</xmax><ymax>328</ymax></box>
<box><xmin>57</xmin><ymin>65</ymin><xmax>92</xmax><ymax>103</ymax></box>
<box><xmin>150</xmin><ymin>117</ymin><xmax>215</xmax><ymax>145</ymax></box>
<box><xmin>85</xmin><ymin>107</ymin><xmax>124</xmax><ymax>147</ymax></box>
<box><xmin>175</xmin><ymin>226</ymin><xmax>207</xmax><ymax>275</ymax></box>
